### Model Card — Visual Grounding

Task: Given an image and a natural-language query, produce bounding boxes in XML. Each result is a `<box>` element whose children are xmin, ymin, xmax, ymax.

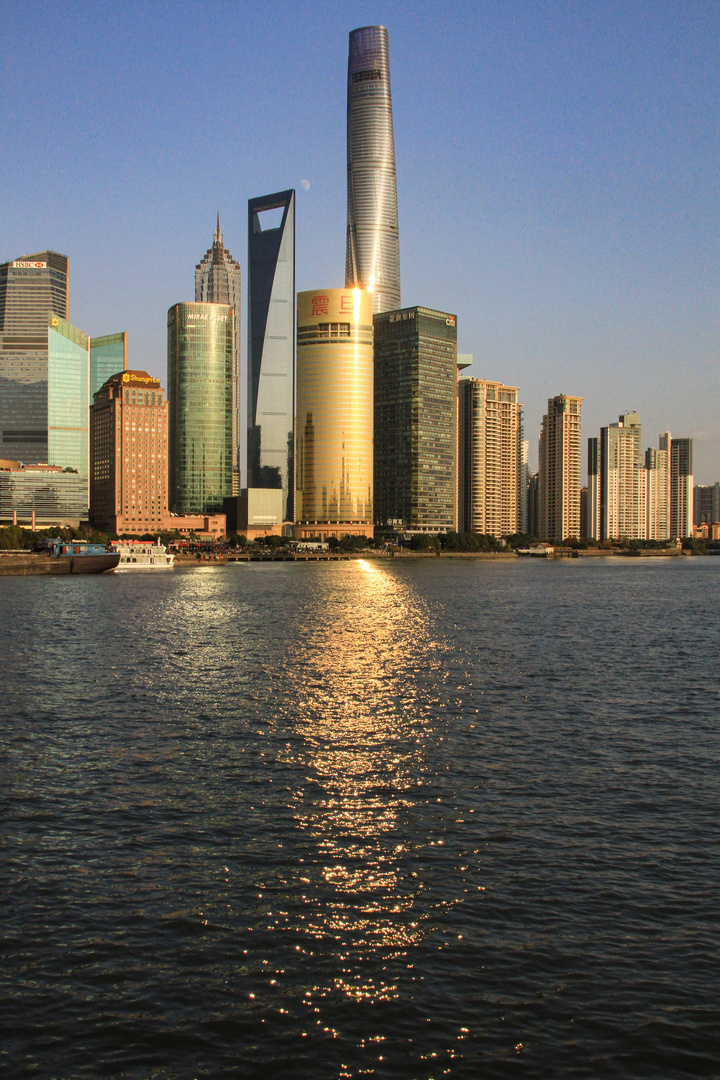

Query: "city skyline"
<box><xmin>1</xmin><ymin>2</ymin><xmax>718</xmax><ymax>481</ymax></box>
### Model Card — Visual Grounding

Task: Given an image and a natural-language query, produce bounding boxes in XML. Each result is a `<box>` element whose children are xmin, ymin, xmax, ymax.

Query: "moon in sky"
<box><xmin>300</xmin><ymin>179</ymin><xmax>310</xmax><ymax>190</ymax></box>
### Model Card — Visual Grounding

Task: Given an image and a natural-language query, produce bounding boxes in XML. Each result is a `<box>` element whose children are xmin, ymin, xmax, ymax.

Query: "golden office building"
<box><xmin>295</xmin><ymin>288</ymin><xmax>374</xmax><ymax>540</ymax></box>
<box><xmin>90</xmin><ymin>370</ymin><xmax>168</xmax><ymax>535</ymax></box>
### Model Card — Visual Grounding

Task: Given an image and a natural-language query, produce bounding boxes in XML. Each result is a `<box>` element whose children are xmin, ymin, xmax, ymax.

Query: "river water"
<box><xmin>2</xmin><ymin>557</ymin><xmax>719</xmax><ymax>1079</ymax></box>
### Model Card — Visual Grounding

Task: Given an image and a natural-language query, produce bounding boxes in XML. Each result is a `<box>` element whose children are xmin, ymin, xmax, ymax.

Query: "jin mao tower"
<box><xmin>196</xmin><ymin>216</ymin><xmax>241</xmax><ymax>492</ymax></box>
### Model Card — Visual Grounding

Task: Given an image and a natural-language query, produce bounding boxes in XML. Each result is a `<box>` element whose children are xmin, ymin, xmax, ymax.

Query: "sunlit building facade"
<box><xmin>458</xmin><ymin>378</ymin><xmax>523</xmax><ymax>538</ymax></box>
<box><xmin>47</xmin><ymin>316</ymin><xmax>90</xmax><ymax>514</ymax></box>
<box><xmin>519</xmin><ymin>439</ymin><xmax>530</xmax><ymax>534</ymax></box>
<box><xmin>295</xmin><ymin>289</ymin><xmax>373</xmax><ymax>539</ymax></box>
<box><xmin>167</xmin><ymin>302</ymin><xmax>233</xmax><ymax>515</ymax></box>
<box><xmin>694</xmin><ymin>481</ymin><xmax>720</xmax><ymax>528</ymax></box>
<box><xmin>645</xmin><ymin>443</ymin><xmax>670</xmax><ymax>541</ymax></box>
<box><xmin>247</xmin><ymin>190</ymin><xmax>295</xmax><ymax>521</ymax></box>
<box><xmin>666</xmin><ymin>433</ymin><xmax>693</xmax><ymax>539</ymax></box>
<box><xmin>196</xmin><ymin>215</ymin><xmax>241</xmax><ymax>493</ymax></box>
<box><xmin>0</xmin><ymin>459</ymin><xmax>87</xmax><ymax>524</ymax></box>
<box><xmin>90</xmin><ymin>370</ymin><xmax>168</xmax><ymax>535</ymax></box>
<box><xmin>374</xmin><ymin>307</ymin><xmax>457</xmax><ymax>532</ymax></box>
<box><xmin>538</xmin><ymin>394</ymin><xmax>583</xmax><ymax>542</ymax></box>
<box><xmin>0</xmin><ymin>251</ymin><xmax>69</xmax><ymax>464</ymax></box>
<box><xmin>587</xmin><ymin>437</ymin><xmax>600</xmax><ymax>540</ymax></box>
<box><xmin>346</xmin><ymin>25</ymin><xmax>400</xmax><ymax>315</ymax></box>
<box><xmin>590</xmin><ymin>411</ymin><xmax>644</xmax><ymax>541</ymax></box>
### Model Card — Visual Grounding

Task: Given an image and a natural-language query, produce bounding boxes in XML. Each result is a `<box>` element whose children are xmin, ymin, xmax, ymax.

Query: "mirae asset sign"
<box><xmin>11</xmin><ymin>261</ymin><xmax>47</xmax><ymax>268</ymax></box>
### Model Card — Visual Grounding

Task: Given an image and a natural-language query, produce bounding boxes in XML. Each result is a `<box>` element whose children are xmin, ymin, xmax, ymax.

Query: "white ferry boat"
<box><xmin>110</xmin><ymin>539</ymin><xmax>175</xmax><ymax>571</ymax></box>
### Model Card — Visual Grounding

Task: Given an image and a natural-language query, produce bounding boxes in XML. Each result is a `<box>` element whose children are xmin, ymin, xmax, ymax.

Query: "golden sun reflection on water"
<box><xmin>283</xmin><ymin>561</ymin><xmax>445</xmax><ymax>999</ymax></box>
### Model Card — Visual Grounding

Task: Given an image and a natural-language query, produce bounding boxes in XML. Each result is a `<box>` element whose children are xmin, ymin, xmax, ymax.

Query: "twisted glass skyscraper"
<box><xmin>345</xmin><ymin>25</ymin><xmax>400</xmax><ymax>315</ymax></box>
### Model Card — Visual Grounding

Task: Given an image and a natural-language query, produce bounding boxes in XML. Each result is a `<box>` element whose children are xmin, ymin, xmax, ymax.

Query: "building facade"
<box><xmin>458</xmin><ymin>378</ymin><xmax>523</xmax><ymax>537</ymax></box>
<box><xmin>519</xmin><ymin>438</ymin><xmax>530</xmax><ymax>534</ymax></box>
<box><xmin>666</xmin><ymin>434</ymin><xmax>693</xmax><ymax>539</ymax></box>
<box><xmin>167</xmin><ymin>302</ymin><xmax>233</xmax><ymax>515</ymax></box>
<box><xmin>645</xmin><ymin>443</ymin><xmax>671</xmax><ymax>541</ymax></box>
<box><xmin>590</xmin><ymin>411</ymin><xmax>644</xmax><ymax>541</ymax></box>
<box><xmin>527</xmin><ymin>472</ymin><xmax>540</xmax><ymax>538</ymax></box>
<box><xmin>0</xmin><ymin>251</ymin><xmax>69</xmax><ymax>464</ymax></box>
<box><xmin>587</xmin><ymin>437</ymin><xmax>600</xmax><ymax>540</ymax></box>
<box><xmin>247</xmin><ymin>190</ymin><xmax>295</xmax><ymax>522</ymax></box>
<box><xmin>346</xmin><ymin>25</ymin><xmax>400</xmax><ymax>315</ymax></box>
<box><xmin>374</xmin><ymin>306</ymin><xmax>457</xmax><ymax>533</ymax></box>
<box><xmin>90</xmin><ymin>331</ymin><xmax>127</xmax><ymax>397</ymax></box>
<box><xmin>295</xmin><ymin>289</ymin><xmax>373</xmax><ymax>539</ymax></box>
<box><xmin>538</xmin><ymin>394</ymin><xmax>583</xmax><ymax>542</ymax></box>
<box><xmin>694</xmin><ymin>481</ymin><xmax>720</xmax><ymax>527</ymax></box>
<box><xmin>90</xmin><ymin>370</ymin><xmax>168</xmax><ymax>535</ymax></box>
<box><xmin>196</xmin><ymin>215</ymin><xmax>241</xmax><ymax>493</ymax></box>
<box><xmin>0</xmin><ymin>459</ymin><xmax>87</xmax><ymax>524</ymax></box>
<box><xmin>47</xmin><ymin>315</ymin><xmax>90</xmax><ymax>514</ymax></box>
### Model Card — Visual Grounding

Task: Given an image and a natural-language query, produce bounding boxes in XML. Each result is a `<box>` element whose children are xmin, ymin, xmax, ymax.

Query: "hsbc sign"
<box><xmin>12</xmin><ymin>261</ymin><xmax>47</xmax><ymax>269</ymax></box>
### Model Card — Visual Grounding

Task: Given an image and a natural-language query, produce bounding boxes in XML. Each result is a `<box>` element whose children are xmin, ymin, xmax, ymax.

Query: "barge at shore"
<box><xmin>0</xmin><ymin>540</ymin><xmax>120</xmax><ymax>575</ymax></box>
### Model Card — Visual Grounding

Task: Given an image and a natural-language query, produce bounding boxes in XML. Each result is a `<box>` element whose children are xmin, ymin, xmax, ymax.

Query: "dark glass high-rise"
<box><xmin>0</xmin><ymin>251</ymin><xmax>69</xmax><ymax>464</ymax></box>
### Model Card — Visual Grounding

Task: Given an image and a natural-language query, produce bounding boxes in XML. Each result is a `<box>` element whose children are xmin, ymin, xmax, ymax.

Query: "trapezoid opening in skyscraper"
<box><xmin>247</xmin><ymin>189</ymin><xmax>295</xmax><ymax>523</ymax></box>
<box><xmin>346</xmin><ymin>25</ymin><xmax>401</xmax><ymax>315</ymax></box>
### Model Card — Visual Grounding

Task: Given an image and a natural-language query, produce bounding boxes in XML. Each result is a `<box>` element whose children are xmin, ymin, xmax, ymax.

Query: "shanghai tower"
<box><xmin>345</xmin><ymin>25</ymin><xmax>400</xmax><ymax>314</ymax></box>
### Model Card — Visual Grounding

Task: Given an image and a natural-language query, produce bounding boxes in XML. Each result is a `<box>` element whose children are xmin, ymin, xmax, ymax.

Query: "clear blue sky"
<box><xmin>2</xmin><ymin>0</ymin><xmax>718</xmax><ymax>480</ymax></box>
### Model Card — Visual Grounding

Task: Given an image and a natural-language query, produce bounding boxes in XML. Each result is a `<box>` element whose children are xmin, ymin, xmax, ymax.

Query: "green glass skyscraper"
<box><xmin>90</xmin><ymin>331</ymin><xmax>127</xmax><ymax>397</ymax></box>
<box><xmin>47</xmin><ymin>314</ymin><xmax>90</xmax><ymax>511</ymax></box>
<box><xmin>167</xmin><ymin>302</ymin><xmax>233</xmax><ymax>514</ymax></box>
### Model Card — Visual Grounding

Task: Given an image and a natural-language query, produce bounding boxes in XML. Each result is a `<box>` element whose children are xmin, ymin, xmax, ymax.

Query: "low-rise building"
<box><xmin>165</xmin><ymin>513</ymin><xmax>226</xmax><ymax>539</ymax></box>
<box><xmin>0</xmin><ymin>459</ymin><xmax>87</xmax><ymax>526</ymax></box>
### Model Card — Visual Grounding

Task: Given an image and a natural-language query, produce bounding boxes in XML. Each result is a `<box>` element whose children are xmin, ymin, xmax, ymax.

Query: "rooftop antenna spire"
<box><xmin>214</xmin><ymin>212</ymin><xmax>222</xmax><ymax>244</ymax></box>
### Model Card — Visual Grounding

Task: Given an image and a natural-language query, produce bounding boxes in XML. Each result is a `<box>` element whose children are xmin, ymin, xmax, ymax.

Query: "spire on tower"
<box><xmin>214</xmin><ymin>212</ymin><xmax>222</xmax><ymax>244</ymax></box>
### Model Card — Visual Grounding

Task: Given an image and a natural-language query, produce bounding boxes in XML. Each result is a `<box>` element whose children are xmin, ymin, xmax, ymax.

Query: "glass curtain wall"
<box><xmin>247</xmin><ymin>190</ymin><xmax>295</xmax><ymax>522</ymax></box>
<box><xmin>47</xmin><ymin>316</ymin><xmax>90</xmax><ymax>507</ymax></box>
<box><xmin>167</xmin><ymin>303</ymin><xmax>233</xmax><ymax>514</ymax></box>
<box><xmin>90</xmin><ymin>332</ymin><xmax>127</xmax><ymax>396</ymax></box>
<box><xmin>295</xmin><ymin>289</ymin><xmax>373</xmax><ymax>526</ymax></box>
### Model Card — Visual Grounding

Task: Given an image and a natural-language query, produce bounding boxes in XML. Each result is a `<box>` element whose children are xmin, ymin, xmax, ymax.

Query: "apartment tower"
<box><xmin>458</xmin><ymin>378</ymin><xmax>523</xmax><ymax>537</ymax></box>
<box><xmin>694</xmin><ymin>482</ymin><xmax>720</xmax><ymax>527</ymax></box>
<box><xmin>589</xmin><ymin>411</ymin><xmax>644</xmax><ymax>541</ymax></box>
<box><xmin>538</xmin><ymin>394</ymin><xmax>583</xmax><ymax>542</ymax></box>
<box><xmin>664</xmin><ymin>434</ymin><xmax>693</xmax><ymax>539</ymax></box>
<box><xmin>645</xmin><ymin>443</ymin><xmax>670</xmax><ymax>541</ymax></box>
<box><xmin>346</xmin><ymin>26</ymin><xmax>400</xmax><ymax>314</ymax></box>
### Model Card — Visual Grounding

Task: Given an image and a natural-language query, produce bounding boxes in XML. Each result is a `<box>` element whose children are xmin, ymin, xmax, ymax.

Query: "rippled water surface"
<box><xmin>2</xmin><ymin>557</ymin><xmax>720</xmax><ymax>1078</ymax></box>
